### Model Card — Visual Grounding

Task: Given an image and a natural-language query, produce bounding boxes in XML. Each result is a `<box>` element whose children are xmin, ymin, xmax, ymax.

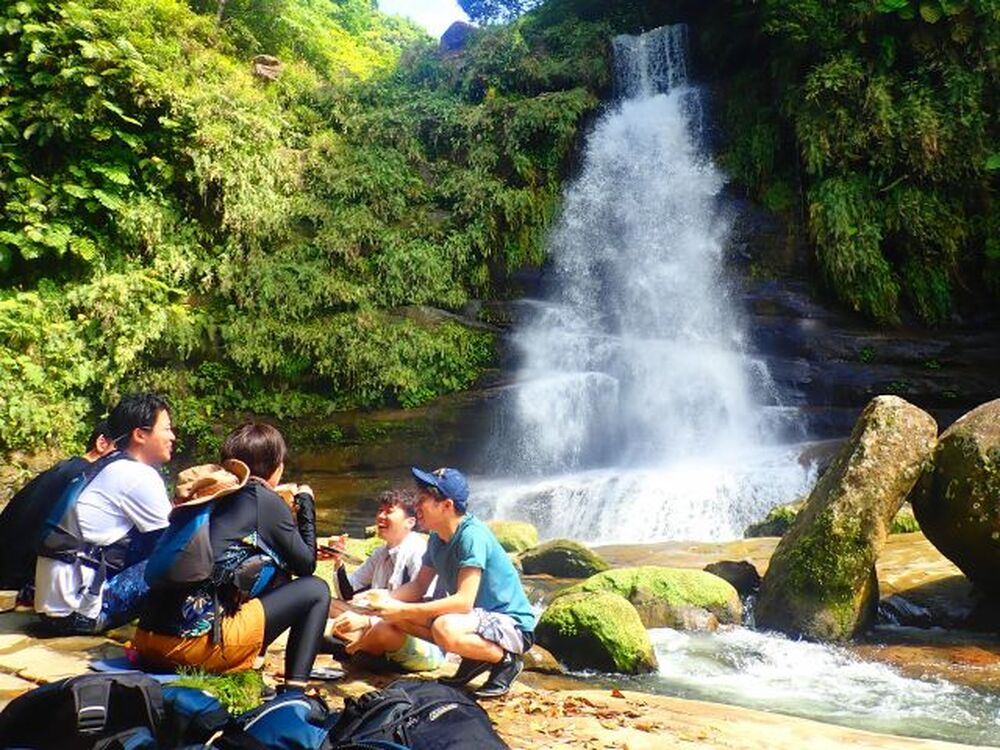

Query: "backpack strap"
<box><xmin>73</xmin><ymin>677</ymin><xmax>112</xmax><ymax>734</ymax></box>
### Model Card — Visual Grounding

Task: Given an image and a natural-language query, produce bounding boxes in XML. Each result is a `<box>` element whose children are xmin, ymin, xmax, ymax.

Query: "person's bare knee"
<box><xmin>431</xmin><ymin>613</ymin><xmax>480</xmax><ymax>653</ymax></box>
<box><xmin>353</xmin><ymin>620</ymin><xmax>406</xmax><ymax>656</ymax></box>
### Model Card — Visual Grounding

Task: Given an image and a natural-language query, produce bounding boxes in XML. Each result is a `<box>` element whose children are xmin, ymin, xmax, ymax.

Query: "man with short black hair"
<box><xmin>363</xmin><ymin>467</ymin><xmax>535</xmax><ymax>698</ymax></box>
<box><xmin>34</xmin><ymin>393</ymin><xmax>175</xmax><ymax>634</ymax></box>
<box><xmin>0</xmin><ymin>420</ymin><xmax>112</xmax><ymax>595</ymax></box>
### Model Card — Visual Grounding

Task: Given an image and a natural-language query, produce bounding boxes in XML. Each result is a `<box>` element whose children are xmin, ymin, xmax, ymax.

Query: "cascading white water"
<box><xmin>478</xmin><ymin>25</ymin><xmax>815</xmax><ymax>542</ymax></box>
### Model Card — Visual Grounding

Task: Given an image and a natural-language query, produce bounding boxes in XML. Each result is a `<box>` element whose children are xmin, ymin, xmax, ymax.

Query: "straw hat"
<box><xmin>173</xmin><ymin>459</ymin><xmax>250</xmax><ymax>508</ymax></box>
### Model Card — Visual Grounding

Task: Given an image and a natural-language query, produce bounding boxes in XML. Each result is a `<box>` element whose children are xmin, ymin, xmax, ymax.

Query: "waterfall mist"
<box><xmin>478</xmin><ymin>26</ymin><xmax>814</xmax><ymax>542</ymax></box>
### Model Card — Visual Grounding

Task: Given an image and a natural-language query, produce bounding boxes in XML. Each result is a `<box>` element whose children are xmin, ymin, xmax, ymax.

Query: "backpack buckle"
<box><xmin>77</xmin><ymin>704</ymin><xmax>108</xmax><ymax>733</ymax></box>
<box><xmin>73</xmin><ymin>678</ymin><xmax>112</xmax><ymax>734</ymax></box>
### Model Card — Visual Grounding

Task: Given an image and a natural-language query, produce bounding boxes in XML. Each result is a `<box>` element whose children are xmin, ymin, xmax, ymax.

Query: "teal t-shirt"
<box><xmin>423</xmin><ymin>513</ymin><xmax>535</xmax><ymax>633</ymax></box>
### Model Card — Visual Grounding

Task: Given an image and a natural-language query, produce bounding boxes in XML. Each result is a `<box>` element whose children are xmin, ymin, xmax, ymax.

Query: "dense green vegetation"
<box><xmin>701</xmin><ymin>0</ymin><xmax>998</xmax><ymax>324</ymax></box>
<box><xmin>1</xmin><ymin>0</ymin><xmax>996</xmax><ymax>464</ymax></box>
<box><xmin>0</xmin><ymin>0</ymin><xmax>600</xmax><ymax>458</ymax></box>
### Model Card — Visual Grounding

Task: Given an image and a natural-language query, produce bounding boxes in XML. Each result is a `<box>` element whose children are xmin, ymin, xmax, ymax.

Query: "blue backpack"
<box><xmin>143</xmin><ymin>500</ymin><xmax>218</xmax><ymax>589</ymax></box>
<box><xmin>144</xmin><ymin>472</ymin><xmax>282</xmax><ymax>642</ymax></box>
<box><xmin>145</xmin><ymin>464</ymin><xmax>277</xmax><ymax>592</ymax></box>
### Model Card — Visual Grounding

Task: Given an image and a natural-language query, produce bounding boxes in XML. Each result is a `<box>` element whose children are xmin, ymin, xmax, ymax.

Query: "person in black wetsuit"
<box><xmin>0</xmin><ymin>421</ymin><xmax>112</xmax><ymax>598</ymax></box>
<box><xmin>135</xmin><ymin>421</ymin><xmax>329</xmax><ymax>693</ymax></box>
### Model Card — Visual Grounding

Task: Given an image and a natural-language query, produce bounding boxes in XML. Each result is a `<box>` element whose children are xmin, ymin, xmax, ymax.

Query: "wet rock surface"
<box><xmin>704</xmin><ymin>560</ymin><xmax>761</xmax><ymax>599</ymax></box>
<box><xmin>911</xmin><ymin>398</ymin><xmax>1000</xmax><ymax>595</ymax></box>
<box><xmin>735</xmin><ymin>279</ymin><xmax>1000</xmax><ymax>439</ymax></box>
<box><xmin>536</xmin><ymin>590</ymin><xmax>658</xmax><ymax>674</ymax></box>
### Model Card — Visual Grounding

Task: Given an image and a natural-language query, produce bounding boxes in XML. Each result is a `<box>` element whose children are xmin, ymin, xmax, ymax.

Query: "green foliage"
<box><xmin>173</xmin><ymin>668</ymin><xmax>263</xmax><ymax>714</ymax></box>
<box><xmin>1</xmin><ymin>0</ymin><xmax>602</xmax><ymax>459</ymax></box>
<box><xmin>708</xmin><ymin>0</ymin><xmax>999</xmax><ymax>324</ymax></box>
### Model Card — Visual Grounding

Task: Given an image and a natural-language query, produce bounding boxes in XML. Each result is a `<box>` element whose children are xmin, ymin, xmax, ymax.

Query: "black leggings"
<box><xmin>259</xmin><ymin>575</ymin><xmax>330</xmax><ymax>683</ymax></box>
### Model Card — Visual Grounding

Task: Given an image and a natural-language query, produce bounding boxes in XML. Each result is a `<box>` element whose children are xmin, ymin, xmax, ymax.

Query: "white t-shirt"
<box><xmin>334</xmin><ymin>532</ymin><xmax>427</xmax><ymax>600</ymax></box>
<box><xmin>35</xmin><ymin>459</ymin><xmax>171</xmax><ymax>619</ymax></box>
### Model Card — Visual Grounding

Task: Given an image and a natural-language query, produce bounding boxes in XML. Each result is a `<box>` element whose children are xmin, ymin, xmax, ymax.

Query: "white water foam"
<box><xmin>481</xmin><ymin>25</ymin><xmax>813</xmax><ymax>541</ymax></box>
<box><xmin>474</xmin><ymin>446</ymin><xmax>815</xmax><ymax>543</ymax></box>
<box><xmin>645</xmin><ymin>628</ymin><xmax>1000</xmax><ymax>745</ymax></box>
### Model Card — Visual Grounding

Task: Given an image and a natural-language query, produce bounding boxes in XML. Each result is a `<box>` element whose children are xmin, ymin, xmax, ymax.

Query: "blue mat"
<box><xmin>90</xmin><ymin>656</ymin><xmax>181</xmax><ymax>684</ymax></box>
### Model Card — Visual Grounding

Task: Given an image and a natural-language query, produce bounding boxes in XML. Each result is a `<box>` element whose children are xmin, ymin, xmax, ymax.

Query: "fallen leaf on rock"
<box><xmin>610</xmin><ymin>688</ymin><xmax>626</xmax><ymax>699</ymax></box>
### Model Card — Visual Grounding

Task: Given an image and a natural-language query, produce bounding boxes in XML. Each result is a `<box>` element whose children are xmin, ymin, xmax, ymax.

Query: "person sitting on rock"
<box><xmin>323</xmin><ymin>489</ymin><xmax>445</xmax><ymax>672</ymax></box>
<box><xmin>34</xmin><ymin>394</ymin><xmax>175</xmax><ymax>635</ymax></box>
<box><xmin>135</xmin><ymin>421</ymin><xmax>329</xmax><ymax>694</ymax></box>
<box><xmin>0</xmin><ymin>419</ymin><xmax>113</xmax><ymax>601</ymax></box>
<box><xmin>360</xmin><ymin>467</ymin><xmax>535</xmax><ymax>699</ymax></box>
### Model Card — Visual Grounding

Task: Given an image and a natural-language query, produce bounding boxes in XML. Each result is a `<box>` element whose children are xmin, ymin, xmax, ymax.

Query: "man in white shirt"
<box><xmin>35</xmin><ymin>393</ymin><xmax>175</xmax><ymax>635</ymax></box>
<box><xmin>325</xmin><ymin>489</ymin><xmax>444</xmax><ymax>672</ymax></box>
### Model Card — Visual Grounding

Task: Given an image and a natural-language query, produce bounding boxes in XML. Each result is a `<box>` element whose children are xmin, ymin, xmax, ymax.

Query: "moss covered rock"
<box><xmin>487</xmin><ymin>520</ymin><xmax>539</xmax><ymax>553</ymax></box>
<box><xmin>890</xmin><ymin>505</ymin><xmax>920</xmax><ymax>534</ymax></box>
<box><xmin>745</xmin><ymin>503</ymin><xmax>801</xmax><ymax>538</ymax></box>
<box><xmin>536</xmin><ymin>591</ymin><xmax>657</xmax><ymax>674</ymax></box>
<box><xmin>520</xmin><ymin>539</ymin><xmax>609</xmax><ymax>578</ymax></box>
<box><xmin>911</xmin><ymin>399</ymin><xmax>1000</xmax><ymax>594</ymax></box>
<box><xmin>556</xmin><ymin>566</ymin><xmax>740</xmax><ymax>629</ymax></box>
<box><xmin>756</xmin><ymin>396</ymin><xmax>937</xmax><ymax>641</ymax></box>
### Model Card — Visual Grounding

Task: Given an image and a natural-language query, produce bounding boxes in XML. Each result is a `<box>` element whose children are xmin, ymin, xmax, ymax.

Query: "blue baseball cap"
<box><xmin>411</xmin><ymin>466</ymin><xmax>469</xmax><ymax>512</ymax></box>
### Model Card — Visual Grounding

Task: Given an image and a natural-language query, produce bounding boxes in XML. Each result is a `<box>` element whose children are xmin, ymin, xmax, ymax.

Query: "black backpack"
<box><xmin>0</xmin><ymin>456</ymin><xmax>87</xmax><ymax>591</ymax></box>
<box><xmin>327</xmin><ymin>679</ymin><xmax>509</xmax><ymax>750</ymax></box>
<box><xmin>0</xmin><ymin>672</ymin><xmax>163</xmax><ymax>750</ymax></box>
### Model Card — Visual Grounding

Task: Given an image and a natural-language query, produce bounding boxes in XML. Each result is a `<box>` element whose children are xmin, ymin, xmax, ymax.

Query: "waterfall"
<box><xmin>478</xmin><ymin>25</ymin><xmax>814</xmax><ymax>543</ymax></box>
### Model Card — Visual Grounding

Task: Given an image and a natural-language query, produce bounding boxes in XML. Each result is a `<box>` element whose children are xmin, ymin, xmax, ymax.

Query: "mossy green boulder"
<box><xmin>756</xmin><ymin>396</ymin><xmax>937</xmax><ymax>641</ymax></box>
<box><xmin>890</xmin><ymin>505</ymin><xmax>920</xmax><ymax>534</ymax></box>
<box><xmin>748</xmin><ymin>502</ymin><xmax>920</xmax><ymax>538</ymax></box>
<box><xmin>556</xmin><ymin>566</ymin><xmax>741</xmax><ymax>629</ymax></box>
<box><xmin>536</xmin><ymin>591</ymin><xmax>657</xmax><ymax>674</ymax></box>
<box><xmin>745</xmin><ymin>503</ymin><xmax>801</xmax><ymax>537</ymax></box>
<box><xmin>520</xmin><ymin>539</ymin><xmax>609</xmax><ymax>578</ymax></box>
<box><xmin>487</xmin><ymin>520</ymin><xmax>539</xmax><ymax>553</ymax></box>
<box><xmin>911</xmin><ymin>399</ymin><xmax>1000</xmax><ymax>595</ymax></box>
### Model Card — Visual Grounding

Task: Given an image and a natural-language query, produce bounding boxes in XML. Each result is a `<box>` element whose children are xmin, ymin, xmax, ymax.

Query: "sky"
<box><xmin>378</xmin><ymin>0</ymin><xmax>468</xmax><ymax>37</ymax></box>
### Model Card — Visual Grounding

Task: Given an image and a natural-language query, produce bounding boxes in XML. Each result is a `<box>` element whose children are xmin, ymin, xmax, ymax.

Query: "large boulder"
<box><xmin>703</xmin><ymin>561</ymin><xmax>761</xmax><ymax>599</ymax></box>
<box><xmin>487</xmin><ymin>520</ymin><xmax>539</xmax><ymax>553</ymax></box>
<box><xmin>520</xmin><ymin>539</ymin><xmax>609</xmax><ymax>578</ymax></box>
<box><xmin>911</xmin><ymin>399</ymin><xmax>1000</xmax><ymax>594</ymax></box>
<box><xmin>555</xmin><ymin>566</ymin><xmax>740</xmax><ymax>629</ymax></box>
<box><xmin>755</xmin><ymin>396</ymin><xmax>937</xmax><ymax>641</ymax></box>
<box><xmin>439</xmin><ymin>21</ymin><xmax>476</xmax><ymax>53</ymax></box>
<box><xmin>536</xmin><ymin>591</ymin><xmax>657</xmax><ymax>674</ymax></box>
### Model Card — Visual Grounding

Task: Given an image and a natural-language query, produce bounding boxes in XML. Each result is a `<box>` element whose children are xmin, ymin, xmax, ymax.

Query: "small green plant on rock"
<box><xmin>173</xmin><ymin>668</ymin><xmax>264</xmax><ymax>715</ymax></box>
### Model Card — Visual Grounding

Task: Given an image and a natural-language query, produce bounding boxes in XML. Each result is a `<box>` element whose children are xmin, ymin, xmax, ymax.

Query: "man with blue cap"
<box><xmin>360</xmin><ymin>466</ymin><xmax>535</xmax><ymax>698</ymax></box>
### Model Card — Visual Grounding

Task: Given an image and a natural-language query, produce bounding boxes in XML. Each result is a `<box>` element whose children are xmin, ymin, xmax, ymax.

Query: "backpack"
<box><xmin>35</xmin><ymin>452</ymin><xmax>132</xmax><ymax>591</ymax></box>
<box><xmin>237</xmin><ymin>691</ymin><xmax>333</xmax><ymax>750</ymax></box>
<box><xmin>327</xmin><ymin>680</ymin><xmax>509</xmax><ymax>750</ymax></box>
<box><xmin>144</xmin><ymin>476</ymin><xmax>284</xmax><ymax>642</ymax></box>
<box><xmin>0</xmin><ymin>456</ymin><xmax>88</xmax><ymax>591</ymax></box>
<box><xmin>0</xmin><ymin>672</ymin><xmax>162</xmax><ymax>750</ymax></box>
<box><xmin>160</xmin><ymin>685</ymin><xmax>271</xmax><ymax>750</ymax></box>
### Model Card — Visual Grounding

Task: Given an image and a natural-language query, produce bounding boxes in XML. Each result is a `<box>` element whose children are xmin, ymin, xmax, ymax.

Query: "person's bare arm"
<box><xmin>369</xmin><ymin>567</ymin><xmax>481</xmax><ymax>623</ymax></box>
<box><xmin>388</xmin><ymin>565</ymin><xmax>436</xmax><ymax>603</ymax></box>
